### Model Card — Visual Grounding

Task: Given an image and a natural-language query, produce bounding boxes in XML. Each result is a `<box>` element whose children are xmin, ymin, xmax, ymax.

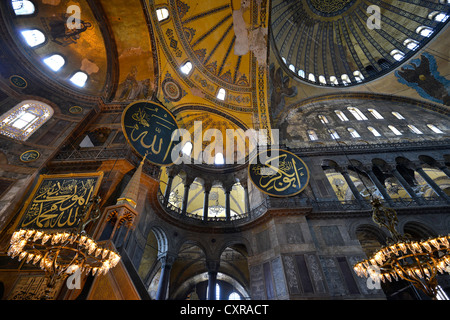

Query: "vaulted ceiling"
<box><xmin>7</xmin><ymin>0</ymin><xmax>450</xmax><ymax>133</ymax></box>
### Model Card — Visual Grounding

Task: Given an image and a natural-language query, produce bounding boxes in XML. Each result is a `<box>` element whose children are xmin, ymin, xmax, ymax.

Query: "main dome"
<box><xmin>270</xmin><ymin>0</ymin><xmax>449</xmax><ymax>87</ymax></box>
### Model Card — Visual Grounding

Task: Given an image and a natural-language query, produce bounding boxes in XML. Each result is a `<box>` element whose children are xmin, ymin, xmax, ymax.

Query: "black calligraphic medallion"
<box><xmin>122</xmin><ymin>100</ymin><xmax>179</xmax><ymax>166</ymax></box>
<box><xmin>248</xmin><ymin>149</ymin><xmax>310</xmax><ymax>197</ymax></box>
<box><xmin>20</xmin><ymin>150</ymin><xmax>40</xmax><ymax>163</ymax></box>
<box><xmin>9</xmin><ymin>75</ymin><xmax>27</xmax><ymax>89</ymax></box>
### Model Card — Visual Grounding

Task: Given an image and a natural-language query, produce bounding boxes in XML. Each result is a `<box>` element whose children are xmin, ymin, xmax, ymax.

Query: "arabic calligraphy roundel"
<box><xmin>248</xmin><ymin>149</ymin><xmax>310</xmax><ymax>197</ymax></box>
<box><xmin>122</xmin><ymin>100</ymin><xmax>180</xmax><ymax>166</ymax></box>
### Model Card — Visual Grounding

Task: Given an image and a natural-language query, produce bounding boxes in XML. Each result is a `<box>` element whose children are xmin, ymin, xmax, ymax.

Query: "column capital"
<box><xmin>158</xmin><ymin>252</ymin><xmax>177</xmax><ymax>269</ymax></box>
<box><xmin>205</xmin><ymin>260</ymin><xmax>220</xmax><ymax>273</ymax></box>
<box><xmin>203</xmin><ymin>182</ymin><xmax>212</xmax><ymax>193</ymax></box>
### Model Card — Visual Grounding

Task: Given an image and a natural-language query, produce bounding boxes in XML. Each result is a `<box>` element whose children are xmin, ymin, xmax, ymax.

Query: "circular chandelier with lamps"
<box><xmin>353</xmin><ymin>199</ymin><xmax>450</xmax><ymax>299</ymax></box>
<box><xmin>7</xmin><ymin>195</ymin><xmax>121</xmax><ymax>299</ymax></box>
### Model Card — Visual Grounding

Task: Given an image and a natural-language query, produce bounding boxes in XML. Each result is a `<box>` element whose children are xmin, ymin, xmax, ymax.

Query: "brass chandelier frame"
<box><xmin>7</xmin><ymin>196</ymin><xmax>120</xmax><ymax>299</ymax></box>
<box><xmin>354</xmin><ymin>199</ymin><xmax>450</xmax><ymax>299</ymax></box>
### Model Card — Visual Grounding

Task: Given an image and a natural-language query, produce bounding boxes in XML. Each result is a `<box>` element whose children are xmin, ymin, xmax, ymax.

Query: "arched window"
<box><xmin>70</xmin><ymin>71</ymin><xmax>88</xmax><ymax>87</ymax></box>
<box><xmin>348</xmin><ymin>128</ymin><xmax>361</xmax><ymax>138</ymax></box>
<box><xmin>308</xmin><ymin>73</ymin><xmax>316</xmax><ymax>82</ymax></box>
<box><xmin>318</xmin><ymin>115</ymin><xmax>328</xmax><ymax>124</ymax></box>
<box><xmin>319</xmin><ymin>75</ymin><xmax>326</xmax><ymax>85</ymax></box>
<box><xmin>289</xmin><ymin>64</ymin><xmax>295</xmax><ymax>72</ymax></box>
<box><xmin>180</xmin><ymin>61</ymin><xmax>193</xmax><ymax>75</ymax></box>
<box><xmin>347</xmin><ymin>107</ymin><xmax>368</xmax><ymax>120</ymax></box>
<box><xmin>353</xmin><ymin>71</ymin><xmax>364</xmax><ymax>82</ymax></box>
<box><xmin>416</xmin><ymin>26</ymin><xmax>433</xmax><ymax>37</ymax></box>
<box><xmin>390</xmin><ymin>49</ymin><xmax>405</xmax><ymax>61</ymax></box>
<box><xmin>427</xmin><ymin>124</ymin><xmax>443</xmax><ymax>133</ymax></box>
<box><xmin>12</xmin><ymin>0</ymin><xmax>35</xmax><ymax>15</ymax></box>
<box><xmin>428</xmin><ymin>11</ymin><xmax>449</xmax><ymax>22</ymax></box>
<box><xmin>228</xmin><ymin>292</ymin><xmax>241</xmax><ymax>300</ymax></box>
<box><xmin>21</xmin><ymin>29</ymin><xmax>45</xmax><ymax>47</ymax></box>
<box><xmin>43</xmin><ymin>54</ymin><xmax>65</xmax><ymax>72</ymax></box>
<box><xmin>156</xmin><ymin>7</ymin><xmax>170</xmax><ymax>21</ymax></box>
<box><xmin>341</xmin><ymin>74</ymin><xmax>351</xmax><ymax>85</ymax></box>
<box><xmin>298</xmin><ymin>69</ymin><xmax>305</xmax><ymax>78</ymax></box>
<box><xmin>0</xmin><ymin>100</ymin><xmax>53</xmax><ymax>141</ymax></box>
<box><xmin>368</xmin><ymin>126</ymin><xmax>381</xmax><ymax>137</ymax></box>
<box><xmin>407</xmin><ymin>125</ymin><xmax>423</xmax><ymax>134</ymax></box>
<box><xmin>329</xmin><ymin>76</ymin><xmax>338</xmax><ymax>85</ymax></box>
<box><xmin>335</xmin><ymin>110</ymin><xmax>349</xmax><ymax>121</ymax></box>
<box><xmin>216</xmin><ymin>88</ymin><xmax>226</xmax><ymax>101</ymax></box>
<box><xmin>368</xmin><ymin>109</ymin><xmax>383</xmax><ymax>119</ymax></box>
<box><xmin>388</xmin><ymin>125</ymin><xmax>402</xmax><ymax>135</ymax></box>
<box><xmin>182</xmin><ymin>141</ymin><xmax>193</xmax><ymax>155</ymax></box>
<box><xmin>403</xmin><ymin>39</ymin><xmax>419</xmax><ymax>50</ymax></box>
<box><xmin>328</xmin><ymin>129</ymin><xmax>340</xmax><ymax>140</ymax></box>
<box><xmin>307</xmin><ymin>129</ymin><xmax>318</xmax><ymax>141</ymax></box>
<box><xmin>392</xmin><ymin>112</ymin><xmax>405</xmax><ymax>120</ymax></box>
<box><xmin>214</xmin><ymin>152</ymin><xmax>224</xmax><ymax>165</ymax></box>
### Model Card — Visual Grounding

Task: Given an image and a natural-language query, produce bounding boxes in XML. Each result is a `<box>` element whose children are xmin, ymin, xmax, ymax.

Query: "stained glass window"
<box><xmin>0</xmin><ymin>101</ymin><xmax>53</xmax><ymax>141</ymax></box>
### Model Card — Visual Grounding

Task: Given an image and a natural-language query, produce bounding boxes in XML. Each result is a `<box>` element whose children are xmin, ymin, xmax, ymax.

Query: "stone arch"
<box><xmin>354</xmin><ymin>224</ymin><xmax>388</xmax><ymax>258</ymax></box>
<box><xmin>402</xmin><ymin>221</ymin><xmax>437</xmax><ymax>240</ymax></box>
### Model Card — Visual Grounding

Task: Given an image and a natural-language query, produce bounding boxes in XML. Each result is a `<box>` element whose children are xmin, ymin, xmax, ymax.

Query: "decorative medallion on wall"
<box><xmin>15</xmin><ymin>172</ymin><xmax>103</xmax><ymax>230</ymax></box>
<box><xmin>249</xmin><ymin>149</ymin><xmax>310</xmax><ymax>197</ymax></box>
<box><xmin>69</xmin><ymin>106</ymin><xmax>83</xmax><ymax>114</ymax></box>
<box><xmin>20</xmin><ymin>150</ymin><xmax>40</xmax><ymax>163</ymax></box>
<box><xmin>122</xmin><ymin>100</ymin><xmax>179</xmax><ymax>166</ymax></box>
<box><xmin>162</xmin><ymin>78</ymin><xmax>185</xmax><ymax>102</ymax></box>
<box><xmin>9</xmin><ymin>75</ymin><xmax>27</xmax><ymax>89</ymax></box>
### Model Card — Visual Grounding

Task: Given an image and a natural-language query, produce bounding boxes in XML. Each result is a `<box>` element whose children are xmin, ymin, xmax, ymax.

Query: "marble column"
<box><xmin>206</xmin><ymin>260</ymin><xmax>220</xmax><ymax>300</ymax></box>
<box><xmin>225</xmin><ymin>188</ymin><xmax>231</xmax><ymax>221</ymax></box>
<box><xmin>203</xmin><ymin>183</ymin><xmax>212</xmax><ymax>222</ymax></box>
<box><xmin>364</xmin><ymin>166</ymin><xmax>394</xmax><ymax>206</ymax></box>
<box><xmin>181</xmin><ymin>178</ymin><xmax>193</xmax><ymax>215</ymax></box>
<box><xmin>339</xmin><ymin>167</ymin><xmax>365</xmax><ymax>204</ymax></box>
<box><xmin>164</xmin><ymin>174</ymin><xmax>175</xmax><ymax>206</ymax></box>
<box><xmin>155</xmin><ymin>253</ymin><xmax>177</xmax><ymax>300</ymax></box>
<box><xmin>416</xmin><ymin>166</ymin><xmax>450</xmax><ymax>202</ymax></box>
<box><xmin>390</xmin><ymin>166</ymin><xmax>425</xmax><ymax>205</ymax></box>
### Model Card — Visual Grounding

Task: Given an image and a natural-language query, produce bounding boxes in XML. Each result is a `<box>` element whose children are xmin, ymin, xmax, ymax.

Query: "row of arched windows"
<box><xmin>12</xmin><ymin>1</ymin><xmax>89</xmax><ymax>88</ymax></box>
<box><xmin>308</xmin><ymin>107</ymin><xmax>445</xmax><ymax>141</ymax></box>
<box><xmin>307</xmin><ymin>123</ymin><xmax>443</xmax><ymax>141</ymax></box>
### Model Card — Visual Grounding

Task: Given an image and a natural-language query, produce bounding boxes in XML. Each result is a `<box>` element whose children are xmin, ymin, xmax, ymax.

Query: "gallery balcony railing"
<box><xmin>157</xmin><ymin>186</ymin><xmax>449</xmax><ymax>228</ymax></box>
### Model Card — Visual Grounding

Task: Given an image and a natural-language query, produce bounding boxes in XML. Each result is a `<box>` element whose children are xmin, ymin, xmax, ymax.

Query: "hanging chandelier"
<box><xmin>353</xmin><ymin>199</ymin><xmax>450</xmax><ymax>299</ymax></box>
<box><xmin>7</xmin><ymin>195</ymin><xmax>121</xmax><ymax>299</ymax></box>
